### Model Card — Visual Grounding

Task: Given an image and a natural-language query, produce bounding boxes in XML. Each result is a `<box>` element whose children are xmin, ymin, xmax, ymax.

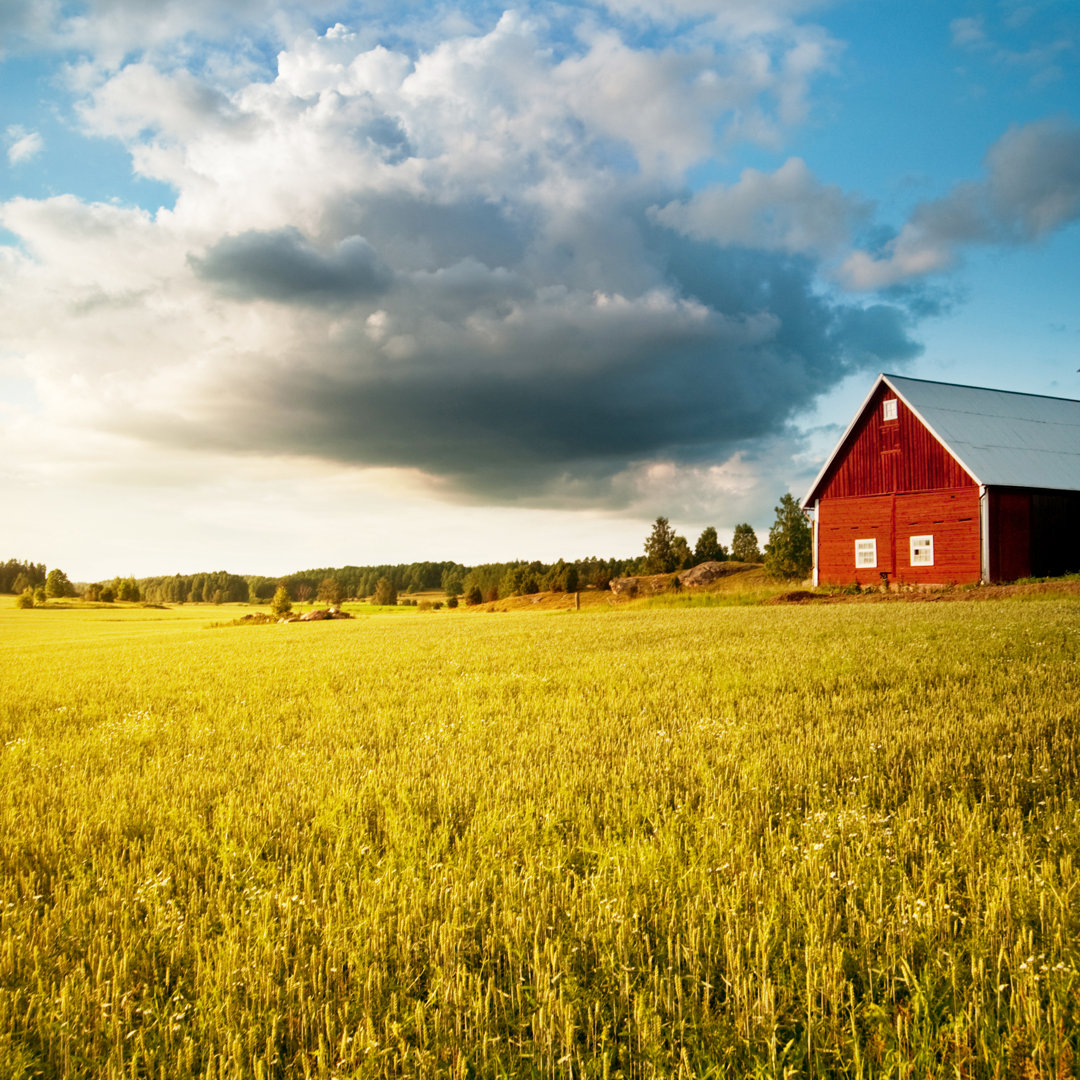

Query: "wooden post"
<box><xmin>575</xmin><ymin>591</ymin><xmax>580</xmax><ymax>610</ymax></box>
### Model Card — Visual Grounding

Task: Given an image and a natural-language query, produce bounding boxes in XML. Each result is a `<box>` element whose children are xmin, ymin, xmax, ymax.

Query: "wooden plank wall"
<box><xmin>818</xmin><ymin>384</ymin><xmax>975</xmax><ymax>500</ymax></box>
<box><xmin>817</xmin><ymin>488</ymin><xmax>982</xmax><ymax>585</ymax></box>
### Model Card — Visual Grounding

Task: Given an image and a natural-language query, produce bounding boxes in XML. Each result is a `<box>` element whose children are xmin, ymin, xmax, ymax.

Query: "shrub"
<box><xmin>270</xmin><ymin>585</ymin><xmax>292</xmax><ymax>617</ymax></box>
<box><xmin>15</xmin><ymin>591</ymin><xmax>34</xmax><ymax>609</ymax></box>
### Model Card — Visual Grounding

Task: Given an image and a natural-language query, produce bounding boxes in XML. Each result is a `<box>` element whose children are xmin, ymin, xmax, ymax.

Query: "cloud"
<box><xmin>650</xmin><ymin>157</ymin><xmax>868</xmax><ymax>255</ymax></box>
<box><xmin>6</xmin><ymin>126</ymin><xmax>44</xmax><ymax>165</ymax></box>
<box><xmin>191</xmin><ymin>228</ymin><xmax>392</xmax><ymax>303</ymax></box>
<box><xmin>1</xmin><ymin>10</ymin><xmax>922</xmax><ymax>515</ymax></box>
<box><xmin>840</xmin><ymin>118</ymin><xmax>1080</xmax><ymax>290</ymax></box>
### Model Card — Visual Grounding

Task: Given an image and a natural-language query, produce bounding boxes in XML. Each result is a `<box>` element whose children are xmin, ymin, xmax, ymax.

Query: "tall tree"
<box><xmin>373</xmin><ymin>576</ymin><xmax>397</xmax><ymax>606</ymax></box>
<box><xmin>317</xmin><ymin>577</ymin><xmax>342</xmax><ymax>605</ymax></box>
<box><xmin>764</xmin><ymin>494</ymin><xmax>813</xmax><ymax>580</ymax></box>
<box><xmin>644</xmin><ymin>517</ymin><xmax>677</xmax><ymax>574</ymax></box>
<box><xmin>731</xmin><ymin>523</ymin><xmax>762</xmax><ymax>563</ymax></box>
<box><xmin>45</xmin><ymin>565</ymin><xmax>73</xmax><ymax>600</ymax></box>
<box><xmin>693</xmin><ymin>526</ymin><xmax>727</xmax><ymax>564</ymax></box>
<box><xmin>671</xmin><ymin>534</ymin><xmax>693</xmax><ymax>571</ymax></box>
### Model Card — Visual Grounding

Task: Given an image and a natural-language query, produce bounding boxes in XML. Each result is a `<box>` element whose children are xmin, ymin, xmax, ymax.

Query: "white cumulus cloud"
<box><xmin>6</xmin><ymin>126</ymin><xmax>44</xmax><ymax>165</ymax></box>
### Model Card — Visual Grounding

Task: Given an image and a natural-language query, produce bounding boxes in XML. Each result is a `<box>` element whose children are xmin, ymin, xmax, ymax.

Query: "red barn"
<box><xmin>803</xmin><ymin>374</ymin><xmax>1080</xmax><ymax>586</ymax></box>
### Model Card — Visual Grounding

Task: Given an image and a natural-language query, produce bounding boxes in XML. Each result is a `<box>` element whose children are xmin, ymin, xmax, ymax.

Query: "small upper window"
<box><xmin>882</xmin><ymin>398</ymin><xmax>898</xmax><ymax>421</ymax></box>
<box><xmin>855</xmin><ymin>538</ymin><xmax>877</xmax><ymax>568</ymax></box>
<box><xmin>910</xmin><ymin>535</ymin><xmax>934</xmax><ymax>566</ymax></box>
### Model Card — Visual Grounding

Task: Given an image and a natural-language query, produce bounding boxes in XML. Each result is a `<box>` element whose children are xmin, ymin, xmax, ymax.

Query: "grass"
<box><xmin>1</xmin><ymin>595</ymin><xmax>1078</xmax><ymax>1077</ymax></box>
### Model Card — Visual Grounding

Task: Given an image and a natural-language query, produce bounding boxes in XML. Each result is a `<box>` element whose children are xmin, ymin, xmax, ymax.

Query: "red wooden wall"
<box><xmin>813</xmin><ymin>383</ymin><xmax>982</xmax><ymax>585</ymax></box>
<box><xmin>817</xmin><ymin>383</ymin><xmax>975</xmax><ymax>500</ymax></box>
<box><xmin>817</xmin><ymin>489</ymin><xmax>982</xmax><ymax>585</ymax></box>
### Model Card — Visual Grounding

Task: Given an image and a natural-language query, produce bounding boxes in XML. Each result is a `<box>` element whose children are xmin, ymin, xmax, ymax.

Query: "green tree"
<box><xmin>45</xmin><ymin>568</ymin><xmax>72</xmax><ymax>598</ymax></box>
<box><xmin>465</xmin><ymin>584</ymin><xmax>483</xmax><ymax>606</ymax></box>
<box><xmin>644</xmin><ymin>517</ymin><xmax>677</xmax><ymax>574</ymax></box>
<box><xmin>564</xmin><ymin>564</ymin><xmax>579</xmax><ymax>593</ymax></box>
<box><xmin>373</xmin><ymin>576</ymin><xmax>397</xmax><ymax>606</ymax></box>
<box><xmin>441</xmin><ymin>568</ymin><xmax>464</xmax><ymax>600</ymax></box>
<box><xmin>764</xmin><ymin>493</ymin><xmax>813</xmax><ymax>580</ymax></box>
<box><xmin>16</xmin><ymin>590</ymin><xmax>34</xmax><ymax>609</ymax></box>
<box><xmin>731</xmin><ymin>523</ymin><xmax>762</xmax><ymax>563</ymax></box>
<box><xmin>671</xmin><ymin>534</ymin><xmax>693</xmax><ymax>570</ymax></box>
<box><xmin>116</xmin><ymin>577</ymin><xmax>140</xmax><ymax>602</ymax></box>
<box><xmin>317</xmin><ymin>577</ymin><xmax>342</xmax><ymax>605</ymax></box>
<box><xmin>270</xmin><ymin>585</ymin><xmax>292</xmax><ymax>617</ymax></box>
<box><xmin>693</xmin><ymin>526</ymin><xmax>727</xmax><ymax>564</ymax></box>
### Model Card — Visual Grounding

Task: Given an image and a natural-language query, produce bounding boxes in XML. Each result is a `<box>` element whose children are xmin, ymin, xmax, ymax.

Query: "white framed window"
<box><xmin>910</xmin><ymin>535</ymin><xmax>934</xmax><ymax>566</ymax></box>
<box><xmin>855</xmin><ymin>538</ymin><xmax>877</xmax><ymax>568</ymax></box>
<box><xmin>882</xmin><ymin>398</ymin><xmax>898</xmax><ymax>421</ymax></box>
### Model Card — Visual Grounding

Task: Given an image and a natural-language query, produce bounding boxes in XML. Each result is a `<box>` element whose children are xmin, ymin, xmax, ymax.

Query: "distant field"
<box><xmin>1</xmin><ymin>595</ymin><xmax>1078</xmax><ymax>1078</ymax></box>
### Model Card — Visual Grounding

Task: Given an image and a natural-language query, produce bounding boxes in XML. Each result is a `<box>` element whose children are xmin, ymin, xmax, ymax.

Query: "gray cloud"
<box><xmin>841</xmin><ymin>118</ymin><xmax>1080</xmax><ymax>289</ymax></box>
<box><xmin>6</xmin><ymin>8</ymin><xmax>924</xmax><ymax>515</ymax></box>
<box><xmin>147</xmin><ymin>218</ymin><xmax>922</xmax><ymax>501</ymax></box>
<box><xmin>191</xmin><ymin>228</ymin><xmax>392</xmax><ymax>303</ymax></box>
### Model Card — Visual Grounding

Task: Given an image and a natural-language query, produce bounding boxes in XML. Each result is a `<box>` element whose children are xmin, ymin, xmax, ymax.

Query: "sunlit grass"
<box><xmin>1</xmin><ymin>596</ymin><xmax>1078</xmax><ymax>1077</ymax></box>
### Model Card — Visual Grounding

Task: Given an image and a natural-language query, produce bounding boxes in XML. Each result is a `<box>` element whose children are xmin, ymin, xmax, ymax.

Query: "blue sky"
<box><xmin>1</xmin><ymin>0</ymin><xmax>1077</xmax><ymax>579</ymax></box>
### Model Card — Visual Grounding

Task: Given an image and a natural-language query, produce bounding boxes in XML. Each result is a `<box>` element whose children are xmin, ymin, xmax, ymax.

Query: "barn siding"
<box><xmin>817</xmin><ymin>488</ymin><xmax>982</xmax><ymax>586</ymax></box>
<box><xmin>818</xmin><ymin>384</ymin><xmax>975</xmax><ymax>500</ymax></box>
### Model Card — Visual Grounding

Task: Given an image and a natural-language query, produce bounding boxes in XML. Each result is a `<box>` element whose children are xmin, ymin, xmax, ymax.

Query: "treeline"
<box><xmin>5</xmin><ymin>507</ymin><xmax>797</xmax><ymax>608</ymax></box>
<box><xmin>136</xmin><ymin>558</ymin><xmax>644</xmax><ymax>606</ymax></box>
<box><xmin>0</xmin><ymin>559</ymin><xmax>47</xmax><ymax>595</ymax></box>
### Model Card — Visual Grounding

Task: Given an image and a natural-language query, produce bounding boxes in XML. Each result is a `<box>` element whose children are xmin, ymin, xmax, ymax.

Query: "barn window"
<box><xmin>910</xmin><ymin>535</ymin><xmax>934</xmax><ymax>566</ymax></box>
<box><xmin>855</xmin><ymin>539</ymin><xmax>877</xmax><ymax>568</ymax></box>
<box><xmin>882</xmin><ymin>398</ymin><xmax>898</xmax><ymax>421</ymax></box>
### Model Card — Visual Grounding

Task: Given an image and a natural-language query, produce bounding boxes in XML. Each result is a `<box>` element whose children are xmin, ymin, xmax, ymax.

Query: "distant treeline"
<box><xmin>132</xmin><ymin>557</ymin><xmax>645</xmax><ymax>606</ymax></box>
<box><xmin>1</xmin><ymin>555</ymin><xmax>649</xmax><ymax>605</ymax></box>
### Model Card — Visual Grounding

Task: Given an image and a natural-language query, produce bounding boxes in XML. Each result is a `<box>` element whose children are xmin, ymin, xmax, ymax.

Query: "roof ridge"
<box><xmin>884</xmin><ymin>373</ymin><xmax>1080</xmax><ymax>406</ymax></box>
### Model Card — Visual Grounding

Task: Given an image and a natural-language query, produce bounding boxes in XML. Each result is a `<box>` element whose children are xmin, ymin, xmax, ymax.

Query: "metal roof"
<box><xmin>804</xmin><ymin>373</ymin><xmax>1080</xmax><ymax>505</ymax></box>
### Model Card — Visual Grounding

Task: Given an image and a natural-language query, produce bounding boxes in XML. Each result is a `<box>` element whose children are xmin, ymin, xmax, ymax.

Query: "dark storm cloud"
<box><xmin>73</xmin><ymin>10</ymin><xmax>931</xmax><ymax>509</ymax></box>
<box><xmin>153</xmin><ymin>220</ymin><xmax>924</xmax><ymax>502</ymax></box>
<box><xmin>191</xmin><ymin>228</ymin><xmax>392</xmax><ymax>304</ymax></box>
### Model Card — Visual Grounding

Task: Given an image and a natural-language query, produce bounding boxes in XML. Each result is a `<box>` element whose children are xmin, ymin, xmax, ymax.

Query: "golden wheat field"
<box><xmin>1</xmin><ymin>595</ymin><xmax>1078</xmax><ymax>1079</ymax></box>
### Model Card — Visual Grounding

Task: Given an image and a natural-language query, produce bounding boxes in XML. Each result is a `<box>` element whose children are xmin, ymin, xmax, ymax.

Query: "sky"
<box><xmin>1</xmin><ymin>0</ymin><xmax>1078</xmax><ymax>581</ymax></box>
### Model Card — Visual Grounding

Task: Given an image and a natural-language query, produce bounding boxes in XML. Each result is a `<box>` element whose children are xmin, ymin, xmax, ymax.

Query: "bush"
<box><xmin>15</xmin><ymin>591</ymin><xmax>34</xmax><ymax>609</ymax></box>
<box><xmin>270</xmin><ymin>585</ymin><xmax>292</xmax><ymax>617</ymax></box>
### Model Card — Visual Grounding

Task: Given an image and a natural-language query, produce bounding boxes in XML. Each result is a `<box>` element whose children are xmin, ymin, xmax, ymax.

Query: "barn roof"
<box><xmin>804</xmin><ymin>374</ymin><xmax>1080</xmax><ymax>505</ymax></box>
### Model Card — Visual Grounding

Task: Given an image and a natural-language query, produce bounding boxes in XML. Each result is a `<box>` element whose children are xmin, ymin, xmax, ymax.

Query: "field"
<box><xmin>1</xmin><ymin>595</ymin><xmax>1078</xmax><ymax>1078</ymax></box>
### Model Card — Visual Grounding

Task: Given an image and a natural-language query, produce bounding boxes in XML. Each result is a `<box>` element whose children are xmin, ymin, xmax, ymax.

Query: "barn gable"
<box><xmin>806</xmin><ymin>374</ymin><xmax>1080</xmax><ymax>505</ymax></box>
<box><xmin>809</xmin><ymin>379</ymin><xmax>975</xmax><ymax>501</ymax></box>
